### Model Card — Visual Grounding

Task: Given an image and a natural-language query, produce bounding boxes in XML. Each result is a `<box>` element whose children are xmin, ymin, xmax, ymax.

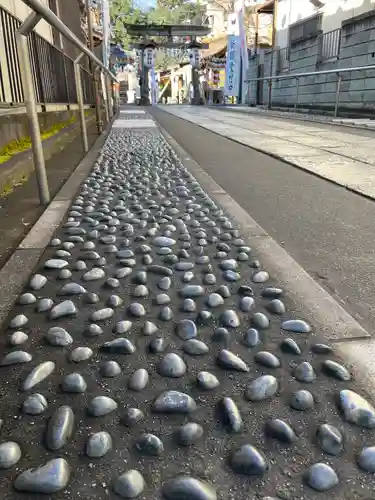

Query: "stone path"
<box><xmin>158</xmin><ymin>105</ymin><xmax>375</xmax><ymax>200</ymax></box>
<box><xmin>0</xmin><ymin>109</ymin><xmax>375</xmax><ymax>499</ymax></box>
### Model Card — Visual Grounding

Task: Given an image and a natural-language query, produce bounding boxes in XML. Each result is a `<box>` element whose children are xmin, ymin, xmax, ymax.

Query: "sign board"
<box><xmin>144</xmin><ymin>47</ymin><xmax>156</xmax><ymax>68</ymax></box>
<box><xmin>224</xmin><ymin>35</ymin><xmax>241</xmax><ymax>97</ymax></box>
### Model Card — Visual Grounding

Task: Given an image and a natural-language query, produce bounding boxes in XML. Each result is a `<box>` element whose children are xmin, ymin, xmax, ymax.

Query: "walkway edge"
<box><xmin>158</xmin><ymin>106</ymin><xmax>375</xmax><ymax>202</ymax></box>
<box><xmin>156</xmin><ymin>121</ymin><xmax>375</xmax><ymax>400</ymax></box>
<box><xmin>0</xmin><ymin>115</ymin><xmax>115</xmax><ymax>330</ymax></box>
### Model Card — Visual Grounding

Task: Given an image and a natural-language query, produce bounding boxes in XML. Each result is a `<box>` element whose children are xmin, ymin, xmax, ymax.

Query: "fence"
<box><xmin>317</xmin><ymin>28</ymin><xmax>341</xmax><ymax>64</ymax></box>
<box><xmin>0</xmin><ymin>5</ymin><xmax>94</xmax><ymax>105</ymax></box>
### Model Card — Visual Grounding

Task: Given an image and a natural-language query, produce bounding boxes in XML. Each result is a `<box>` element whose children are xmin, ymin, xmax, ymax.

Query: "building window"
<box><xmin>289</xmin><ymin>14</ymin><xmax>322</xmax><ymax>45</ymax></box>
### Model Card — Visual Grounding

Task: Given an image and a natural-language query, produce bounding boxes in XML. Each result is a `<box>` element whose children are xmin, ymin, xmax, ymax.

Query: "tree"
<box><xmin>110</xmin><ymin>0</ymin><xmax>149</xmax><ymax>49</ymax></box>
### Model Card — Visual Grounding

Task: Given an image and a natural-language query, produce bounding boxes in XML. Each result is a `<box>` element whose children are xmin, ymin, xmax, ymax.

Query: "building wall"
<box><xmin>276</xmin><ymin>0</ymin><xmax>375</xmax><ymax>49</ymax></box>
<box><xmin>247</xmin><ymin>4</ymin><xmax>375</xmax><ymax>112</ymax></box>
<box><xmin>205</xmin><ymin>2</ymin><xmax>227</xmax><ymax>36</ymax></box>
<box><xmin>0</xmin><ymin>0</ymin><xmax>53</xmax><ymax>42</ymax></box>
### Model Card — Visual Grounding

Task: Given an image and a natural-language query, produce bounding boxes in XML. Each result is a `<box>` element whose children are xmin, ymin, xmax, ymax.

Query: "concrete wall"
<box><xmin>248</xmin><ymin>4</ymin><xmax>375</xmax><ymax>112</ymax></box>
<box><xmin>0</xmin><ymin>0</ymin><xmax>53</xmax><ymax>42</ymax></box>
<box><xmin>276</xmin><ymin>0</ymin><xmax>375</xmax><ymax>49</ymax></box>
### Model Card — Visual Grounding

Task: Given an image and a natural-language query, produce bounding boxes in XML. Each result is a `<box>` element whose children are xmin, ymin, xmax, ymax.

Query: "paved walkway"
<box><xmin>158</xmin><ymin>105</ymin><xmax>375</xmax><ymax>199</ymax></box>
<box><xmin>0</xmin><ymin>108</ymin><xmax>375</xmax><ymax>499</ymax></box>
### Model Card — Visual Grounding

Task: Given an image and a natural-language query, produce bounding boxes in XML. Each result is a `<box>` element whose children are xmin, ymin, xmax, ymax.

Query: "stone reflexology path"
<box><xmin>0</xmin><ymin>113</ymin><xmax>375</xmax><ymax>499</ymax></box>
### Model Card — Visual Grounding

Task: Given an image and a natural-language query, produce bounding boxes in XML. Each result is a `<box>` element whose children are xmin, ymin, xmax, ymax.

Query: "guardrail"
<box><xmin>13</xmin><ymin>0</ymin><xmax>118</xmax><ymax>205</ymax></box>
<box><xmin>245</xmin><ymin>64</ymin><xmax>375</xmax><ymax>117</ymax></box>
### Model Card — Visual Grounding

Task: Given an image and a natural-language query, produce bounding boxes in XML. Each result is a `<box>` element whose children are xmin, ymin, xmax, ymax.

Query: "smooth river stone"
<box><xmin>153</xmin><ymin>236</ymin><xmax>176</xmax><ymax>247</ymax></box>
<box><xmin>246</xmin><ymin>375</ymin><xmax>278</xmax><ymax>402</ymax></box>
<box><xmin>220</xmin><ymin>310</ymin><xmax>240</xmax><ymax>328</ymax></box>
<box><xmin>22</xmin><ymin>393</ymin><xmax>48</xmax><ymax>415</ymax></box>
<box><xmin>291</xmin><ymin>389</ymin><xmax>315</xmax><ymax>411</ymax></box>
<box><xmin>113</xmin><ymin>470</ymin><xmax>145</xmax><ymax>499</ymax></box>
<box><xmin>45</xmin><ymin>327</ymin><xmax>73</xmax><ymax>347</ymax></box>
<box><xmin>197</xmin><ymin>371</ymin><xmax>220</xmax><ymax>390</ymax></box>
<box><xmin>265</xmin><ymin>419</ymin><xmax>296</xmax><ymax>444</ymax></box>
<box><xmin>159</xmin><ymin>306</ymin><xmax>173</xmax><ymax>321</ymax></box>
<box><xmin>128</xmin><ymin>369</ymin><xmax>149</xmax><ymax>391</ymax></box>
<box><xmin>114</xmin><ymin>320</ymin><xmax>132</xmax><ymax>335</ymax></box>
<box><xmin>88</xmin><ymin>396</ymin><xmax>117</xmax><ymax>417</ymax></box>
<box><xmin>49</xmin><ymin>300</ymin><xmax>77</xmax><ymax>320</ymax></box>
<box><xmin>267</xmin><ymin>299</ymin><xmax>286</xmax><ymax>315</ymax></box>
<box><xmin>147</xmin><ymin>265</ymin><xmax>173</xmax><ymax>276</ymax></box>
<box><xmin>322</xmin><ymin>359</ymin><xmax>351</xmax><ymax>381</ymax></box>
<box><xmin>0</xmin><ymin>442</ymin><xmax>21</xmax><ymax>468</ymax></box>
<box><xmin>128</xmin><ymin>302</ymin><xmax>146</xmax><ymax>317</ymax></box>
<box><xmin>121</xmin><ymin>408</ymin><xmax>145</xmax><ymax>427</ymax></box>
<box><xmin>255</xmin><ymin>351</ymin><xmax>281</xmax><ymax>369</ymax></box>
<box><xmin>19</xmin><ymin>293</ymin><xmax>37</xmax><ymax>305</ymax></box>
<box><xmin>240</xmin><ymin>296</ymin><xmax>255</xmax><ymax>312</ymax></box>
<box><xmin>44</xmin><ymin>259</ymin><xmax>69</xmax><ymax>269</ymax></box>
<box><xmin>83</xmin><ymin>268</ymin><xmax>106</xmax><ymax>281</ymax></box>
<box><xmin>158</xmin><ymin>353</ymin><xmax>187</xmax><ymax>378</ymax></box>
<box><xmin>14</xmin><ymin>458</ymin><xmax>70</xmax><ymax>494</ymax></box>
<box><xmin>9</xmin><ymin>331</ymin><xmax>28</xmax><ymax>346</ymax></box>
<box><xmin>59</xmin><ymin>283</ymin><xmax>86</xmax><ymax>295</ymax></box>
<box><xmin>251</xmin><ymin>312</ymin><xmax>270</xmax><ymax>329</ymax></box>
<box><xmin>243</xmin><ymin>328</ymin><xmax>261</xmax><ymax>347</ymax></box>
<box><xmin>158</xmin><ymin>277</ymin><xmax>172</xmax><ymax>290</ymax></box>
<box><xmin>91</xmin><ymin>308</ymin><xmax>114</xmax><ymax>322</ymax></box>
<box><xmin>178</xmin><ymin>423</ymin><xmax>204</xmax><ymax>446</ymax></box>
<box><xmin>86</xmin><ymin>431</ymin><xmax>112</xmax><ymax>458</ymax></box>
<box><xmin>183</xmin><ymin>339</ymin><xmax>209</xmax><ymax>356</ymax></box>
<box><xmin>294</xmin><ymin>362</ymin><xmax>316</xmax><ymax>383</ymax></box>
<box><xmin>115</xmin><ymin>267</ymin><xmax>132</xmax><ymax>279</ymax></box>
<box><xmin>220</xmin><ymin>259</ymin><xmax>238</xmax><ymax>271</ymax></box>
<box><xmin>9</xmin><ymin>314</ymin><xmax>28</xmax><ymax>329</ymax></box>
<box><xmin>217</xmin><ymin>349</ymin><xmax>249</xmax><ymax>372</ymax></box>
<box><xmin>281</xmin><ymin>319</ymin><xmax>311</xmax><ymax>333</ymax></box>
<box><xmin>143</xmin><ymin>321</ymin><xmax>158</xmax><ymax>336</ymax></box>
<box><xmin>316</xmin><ymin>424</ymin><xmax>343</xmax><ymax>456</ymax></box>
<box><xmin>1</xmin><ymin>351</ymin><xmax>32</xmax><ymax>366</ymax></box>
<box><xmin>136</xmin><ymin>433</ymin><xmax>164</xmax><ymax>456</ymax></box>
<box><xmin>153</xmin><ymin>391</ymin><xmax>196</xmax><ymax>414</ymax></box>
<box><xmin>180</xmin><ymin>285</ymin><xmax>205</xmax><ymax>298</ymax></box>
<box><xmin>311</xmin><ymin>343</ymin><xmax>334</xmax><ymax>355</ymax></box>
<box><xmin>220</xmin><ymin>397</ymin><xmax>243</xmax><ymax>433</ymax></box>
<box><xmin>176</xmin><ymin>319</ymin><xmax>197</xmax><ymax>340</ymax></box>
<box><xmin>69</xmin><ymin>347</ymin><xmax>93</xmax><ymax>362</ymax></box>
<box><xmin>100</xmin><ymin>338</ymin><xmax>136</xmax><ymax>354</ymax></box>
<box><xmin>100</xmin><ymin>360</ymin><xmax>121</xmax><ymax>377</ymax></box>
<box><xmin>305</xmin><ymin>463</ymin><xmax>339</xmax><ymax>492</ymax></box>
<box><xmin>37</xmin><ymin>298</ymin><xmax>54</xmax><ymax>312</ymax></box>
<box><xmin>22</xmin><ymin>361</ymin><xmax>55</xmax><ymax>391</ymax></box>
<box><xmin>162</xmin><ymin>477</ymin><xmax>216</xmax><ymax>500</ymax></box>
<box><xmin>61</xmin><ymin>373</ymin><xmax>87</xmax><ymax>393</ymax></box>
<box><xmin>206</xmin><ymin>293</ymin><xmax>224</xmax><ymax>308</ymax></box>
<box><xmin>223</xmin><ymin>270</ymin><xmax>240</xmax><ymax>282</ymax></box>
<box><xmin>133</xmin><ymin>285</ymin><xmax>149</xmax><ymax>297</ymax></box>
<box><xmin>338</xmin><ymin>389</ymin><xmax>375</xmax><ymax>428</ymax></box>
<box><xmin>230</xmin><ymin>445</ymin><xmax>268</xmax><ymax>476</ymax></box>
<box><xmin>281</xmin><ymin>338</ymin><xmax>301</xmax><ymax>355</ymax></box>
<box><xmin>357</xmin><ymin>446</ymin><xmax>375</xmax><ymax>472</ymax></box>
<box><xmin>29</xmin><ymin>274</ymin><xmax>47</xmax><ymax>290</ymax></box>
<box><xmin>45</xmin><ymin>405</ymin><xmax>74</xmax><ymax>450</ymax></box>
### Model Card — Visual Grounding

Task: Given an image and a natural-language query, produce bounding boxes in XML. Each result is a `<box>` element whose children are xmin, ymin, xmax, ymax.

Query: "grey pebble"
<box><xmin>100</xmin><ymin>338</ymin><xmax>136</xmax><ymax>355</ymax></box>
<box><xmin>0</xmin><ymin>442</ymin><xmax>22</xmax><ymax>469</ymax></box>
<box><xmin>113</xmin><ymin>469</ymin><xmax>145</xmax><ymax>498</ymax></box>
<box><xmin>178</xmin><ymin>423</ymin><xmax>204</xmax><ymax>446</ymax></box>
<box><xmin>135</xmin><ymin>433</ymin><xmax>164</xmax><ymax>456</ymax></box>
<box><xmin>22</xmin><ymin>361</ymin><xmax>55</xmax><ymax>391</ymax></box>
<box><xmin>87</xmin><ymin>396</ymin><xmax>117</xmax><ymax>417</ymax></box>
<box><xmin>316</xmin><ymin>424</ymin><xmax>343</xmax><ymax>456</ymax></box>
<box><xmin>45</xmin><ymin>327</ymin><xmax>73</xmax><ymax>347</ymax></box>
<box><xmin>61</xmin><ymin>373</ymin><xmax>87</xmax><ymax>393</ymax></box>
<box><xmin>14</xmin><ymin>458</ymin><xmax>70</xmax><ymax>493</ymax></box>
<box><xmin>86</xmin><ymin>431</ymin><xmax>112</xmax><ymax>458</ymax></box>
<box><xmin>49</xmin><ymin>300</ymin><xmax>77</xmax><ymax>320</ymax></box>
<box><xmin>162</xmin><ymin>476</ymin><xmax>216</xmax><ymax>500</ymax></box>
<box><xmin>128</xmin><ymin>368</ymin><xmax>149</xmax><ymax>391</ymax></box>
<box><xmin>69</xmin><ymin>347</ymin><xmax>93</xmax><ymax>363</ymax></box>
<box><xmin>220</xmin><ymin>397</ymin><xmax>243</xmax><ymax>433</ymax></box>
<box><xmin>1</xmin><ymin>350</ymin><xmax>32</xmax><ymax>366</ymax></box>
<box><xmin>22</xmin><ymin>393</ymin><xmax>48</xmax><ymax>415</ymax></box>
<box><xmin>217</xmin><ymin>349</ymin><xmax>249</xmax><ymax>372</ymax></box>
<box><xmin>294</xmin><ymin>362</ymin><xmax>316</xmax><ymax>383</ymax></box>
<box><xmin>291</xmin><ymin>390</ymin><xmax>314</xmax><ymax>411</ymax></box>
<box><xmin>153</xmin><ymin>391</ymin><xmax>196</xmax><ymax>414</ymax></box>
<box><xmin>230</xmin><ymin>445</ymin><xmax>268</xmax><ymax>476</ymax></box>
<box><xmin>45</xmin><ymin>405</ymin><xmax>74</xmax><ymax>450</ymax></box>
<box><xmin>246</xmin><ymin>375</ymin><xmax>278</xmax><ymax>402</ymax></box>
<box><xmin>158</xmin><ymin>353</ymin><xmax>186</xmax><ymax>378</ymax></box>
<box><xmin>305</xmin><ymin>463</ymin><xmax>338</xmax><ymax>492</ymax></box>
<box><xmin>121</xmin><ymin>408</ymin><xmax>145</xmax><ymax>427</ymax></box>
<box><xmin>100</xmin><ymin>360</ymin><xmax>122</xmax><ymax>377</ymax></box>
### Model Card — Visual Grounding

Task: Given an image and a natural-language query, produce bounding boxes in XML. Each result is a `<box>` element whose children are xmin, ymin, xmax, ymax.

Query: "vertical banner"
<box><xmin>224</xmin><ymin>35</ymin><xmax>240</xmax><ymax>97</ymax></box>
<box><xmin>150</xmin><ymin>68</ymin><xmax>157</xmax><ymax>105</ymax></box>
<box><xmin>101</xmin><ymin>0</ymin><xmax>111</xmax><ymax>69</ymax></box>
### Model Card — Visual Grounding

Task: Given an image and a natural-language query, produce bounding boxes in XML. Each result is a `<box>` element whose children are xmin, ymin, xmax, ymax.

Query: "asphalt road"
<box><xmin>150</xmin><ymin>107</ymin><xmax>375</xmax><ymax>335</ymax></box>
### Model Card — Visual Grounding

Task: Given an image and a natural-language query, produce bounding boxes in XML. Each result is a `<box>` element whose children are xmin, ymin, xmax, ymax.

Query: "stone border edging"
<box><xmin>0</xmin><ymin>115</ymin><xmax>116</xmax><ymax>331</ymax></box>
<box><xmin>154</xmin><ymin>117</ymin><xmax>375</xmax><ymax>400</ymax></box>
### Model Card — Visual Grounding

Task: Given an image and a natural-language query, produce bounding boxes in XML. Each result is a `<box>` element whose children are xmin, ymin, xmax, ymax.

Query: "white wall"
<box><xmin>275</xmin><ymin>0</ymin><xmax>375</xmax><ymax>49</ymax></box>
<box><xmin>0</xmin><ymin>0</ymin><xmax>53</xmax><ymax>42</ymax></box>
<box><xmin>205</xmin><ymin>3</ymin><xmax>227</xmax><ymax>36</ymax></box>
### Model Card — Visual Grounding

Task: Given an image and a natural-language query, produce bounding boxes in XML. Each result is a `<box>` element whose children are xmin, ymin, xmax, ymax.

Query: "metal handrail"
<box><xmin>16</xmin><ymin>0</ymin><xmax>119</xmax><ymax>205</ymax></box>
<box><xmin>245</xmin><ymin>63</ymin><xmax>375</xmax><ymax>118</ymax></box>
<box><xmin>21</xmin><ymin>0</ymin><xmax>117</xmax><ymax>82</ymax></box>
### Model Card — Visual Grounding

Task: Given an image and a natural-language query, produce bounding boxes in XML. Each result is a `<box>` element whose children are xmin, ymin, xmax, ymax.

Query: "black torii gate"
<box><xmin>123</xmin><ymin>23</ymin><xmax>211</xmax><ymax>105</ymax></box>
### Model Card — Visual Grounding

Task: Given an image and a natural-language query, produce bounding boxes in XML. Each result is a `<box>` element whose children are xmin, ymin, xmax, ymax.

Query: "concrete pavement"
<box><xmin>0</xmin><ymin>108</ymin><xmax>375</xmax><ymax>499</ymax></box>
<box><xmin>158</xmin><ymin>105</ymin><xmax>375</xmax><ymax>200</ymax></box>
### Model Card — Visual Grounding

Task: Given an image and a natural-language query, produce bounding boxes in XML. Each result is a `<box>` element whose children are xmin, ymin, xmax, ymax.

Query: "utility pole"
<box><xmin>85</xmin><ymin>0</ymin><xmax>103</xmax><ymax>133</ymax></box>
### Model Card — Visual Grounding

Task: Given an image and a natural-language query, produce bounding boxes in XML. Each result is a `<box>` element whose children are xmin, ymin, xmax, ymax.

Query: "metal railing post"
<box><xmin>267</xmin><ymin>79</ymin><xmax>272</xmax><ymax>109</ymax></box>
<box><xmin>74</xmin><ymin>52</ymin><xmax>88</xmax><ymax>153</ymax></box>
<box><xmin>334</xmin><ymin>73</ymin><xmax>342</xmax><ymax>117</ymax></box>
<box><xmin>94</xmin><ymin>67</ymin><xmax>103</xmax><ymax>132</ymax></box>
<box><xmin>294</xmin><ymin>77</ymin><xmax>300</xmax><ymax>113</ymax></box>
<box><xmin>105</xmin><ymin>74</ymin><xmax>112</xmax><ymax>119</ymax></box>
<box><xmin>101</xmin><ymin>71</ymin><xmax>109</xmax><ymax>124</ymax></box>
<box><xmin>16</xmin><ymin>12</ymin><xmax>50</xmax><ymax>205</ymax></box>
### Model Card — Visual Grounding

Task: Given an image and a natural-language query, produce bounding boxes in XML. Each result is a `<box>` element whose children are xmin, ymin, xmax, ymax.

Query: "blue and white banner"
<box><xmin>224</xmin><ymin>35</ymin><xmax>241</xmax><ymax>97</ymax></box>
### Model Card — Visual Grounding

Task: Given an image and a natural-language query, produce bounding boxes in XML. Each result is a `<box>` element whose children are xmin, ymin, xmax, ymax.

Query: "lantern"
<box><xmin>143</xmin><ymin>45</ymin><xmax>156</xmax><ymax>69</ymax></box>
<box><xmin>187</xmin><ymin>41</ymin><xmax>201</xmax><ymax>69</ymax></box>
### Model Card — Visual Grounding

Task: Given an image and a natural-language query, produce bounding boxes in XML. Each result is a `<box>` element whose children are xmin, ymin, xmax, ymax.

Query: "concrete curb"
<box><xmin>0</xmin><ymin>115</ymin><xmax>115</xmax><ymax>330</ymax></box>
<box><xmin>155</xmin><ymin>119</ymin><xmax>375</xmax><ymax>400</ymax></box>
<box><xmin>158</xmin><ymin>106</ymin><xmax>375</xmax><ymax>203</ymax></box>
